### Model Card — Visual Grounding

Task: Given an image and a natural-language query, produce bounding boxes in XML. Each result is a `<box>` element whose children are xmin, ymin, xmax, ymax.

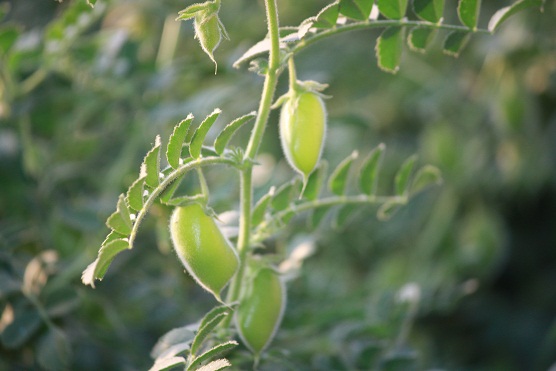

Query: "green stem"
<box><xmin>223</xmin><ymin>0</ymin><xmax>281</xmax><ymax>321</ymax></box>
<box><xmin>288</xmin><ymin>57</ymin><xmax>297</xmax><ymax>90</ymax></box>
<box><xmin>292</xmin><ymin>20</ymin><xmax>490</xmax><ymax>56</ymax></box>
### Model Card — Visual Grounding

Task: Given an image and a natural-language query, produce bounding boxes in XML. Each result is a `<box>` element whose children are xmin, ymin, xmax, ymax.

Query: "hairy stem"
<box><xmin>224</xmin><ymin>0</ymin><xmax>281</xmax><ymax>320</ymax></box>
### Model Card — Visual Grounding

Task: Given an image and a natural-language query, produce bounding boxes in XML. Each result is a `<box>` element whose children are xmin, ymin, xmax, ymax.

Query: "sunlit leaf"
<box><xmin>376</xmin><ymin>27</ymin><xmax>404</xmax><ymax>74</ymax></box>
<box><xmin>407</xmin><ymin>27</ymin><xmax>436</xmax><ymax>53</ymax></box>
<box><xmin>196</xmin><ymin>358</ymin><xmax>232</xmax><ymax>371</ymax></box>
<box><xmin>339</xmin><ymin>0</ymin><xmax>375</xmax><ymax>20</ymax></box>
<box><xmin>167</xmin><ymin>114</ymin><xmax>194</xmax><ymax>169</ymax></box>
<box><xmin>329</xmin><ymin>151</ymin><xmax>358</xmax><ymax>196</ymax></box>
<box><xmin>394</xmin><ymin>155</ymin><xmax>417</xmax><ymax>196</ymax></box>
<box><xmin>143</xmin><ymin>136</ymin><xmax>162</xmax><ymax>188</ymax></box>
<box><xmin>151</xmin><ymin>325</ymin><xmax>197</xmax><ymax>359</ymax></box>
<box><xmin>82</xmin><ymin>238</ymin><xmax>130</xmax><ymax>287</ymax></box>
<box><xmin>488</xmin><ymin>0</ymin><xmax>543</xmax><ymax>32</ymax></box>
<box><xmin>127</xmin><ymin>176</ymin><xmax>146</xmax><ymax>211</ymax></box>
<box><xmin>176</xmin><ymin>2</ymin><xmax>211</xmax><ymax>21</ymax></box>
<box><xmin>149</xmin><ymin>356</ymin><xmax>186</xmax><ymax>371</ymax></box>
<box><xmin>358</xmin><ymin>144</ymin><xmax>385</xmax><ymax>196</ymax></box>
<box><xmin>443</xmin><ymin>31</ymin><xmax>470</xmax><ymax>57</ymax></box>
<box><xmin>190</xmin><ymin>109</ymin><xmax>221</xmax><ymax>158</ymax></box>
<box><xmin>187</xmin><ymin>341</ymin><xmax>237</xmax><ymax>371</ymax></box>
<box><xmin>458</xmin><ymin>0</ymin><xmax>481</xmax><ymax>29</ymax></box>
<box><xmin>378</xmin><ymin>0</ymin><xmax>409</xmax><ymax>19</ymax></box>
<box><xmin>214</xmin><ymin>111</ymin><xmax>256</xmax><ymax>155</ymax></box>
<box><xmin>106</xmin><ymin>194</ymin><xmax>132</xmax><ymax>235</ymax></box>
<box><xmin>313</xmin><ymin>1</ymin><xmax>341</xmax><ymax>28</ymax></box>
<box><xmin>412</xmin><ymin>0</ymin><xmax>444</xmax><ymax>23</ymax></box>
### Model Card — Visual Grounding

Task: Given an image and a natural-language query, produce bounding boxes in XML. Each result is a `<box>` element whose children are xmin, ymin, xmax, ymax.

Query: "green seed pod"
<box><xmin>279</xmin><ymin>90</ymin><xmax>327</xmax><ymax>182</ymax></box>
<box><xmin>169</xmin><ymin>203</ymin><xmax>239</xmax><ymax>302</ymax></box>
<box><xmin>235</xmin><ymin>267</ymin><xmax>286</xmax><ymax>355</ymax></box>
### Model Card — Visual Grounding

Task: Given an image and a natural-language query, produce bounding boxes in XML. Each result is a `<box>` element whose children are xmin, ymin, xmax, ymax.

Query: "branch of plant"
<box><xmin>222</xmin><ymin>0</ymin><xmax>281</xmax><ymax>326</ymax></box>
<box><xmin>291</xmin><ymin>20</ymin><xmax>490</xmax><ymax>56</ymax></box>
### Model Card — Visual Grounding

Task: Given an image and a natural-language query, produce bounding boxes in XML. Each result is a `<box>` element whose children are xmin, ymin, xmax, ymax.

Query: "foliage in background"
<box><xmin>0</xmin><ymin>0</ymin><xmax>555</xmax><ymax>370</ymax></box>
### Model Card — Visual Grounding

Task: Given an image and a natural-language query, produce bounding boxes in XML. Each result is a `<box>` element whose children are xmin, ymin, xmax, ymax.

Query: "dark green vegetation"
<box><xmin>1</xmin><ymin>0</ymin><xmax>555</xmax><ymax>370</ymax></box>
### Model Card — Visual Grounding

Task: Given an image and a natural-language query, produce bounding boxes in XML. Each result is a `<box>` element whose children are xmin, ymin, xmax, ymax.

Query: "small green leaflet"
<box><xmin>377</xmin><ymin>0</ymin><xmax>408</xmax><ymax>20</ymax></box>
<box><xmin>176</xmin><ymin>2</ymin><xmax>212</xmax><ymax>21</ymax></box>
<box><xmin>394</xmin><ymin>154</ymin><xmax>417</xmax><ymax>196</ymax></box>
<box><xmin>187</xmin><ymin>342</ymin><xmax>237</xmax><ymax>371</ymax></box>
<box><xmin>376</xmin><ymin>27</ymin><xmax>404</xmax><ymax>74</ymax></box>
<box><xmin>302</xmin><ymin>161</ymin><xmax>327</xmax><ymax>201</ymax></box>
<box><xmin>190</xmin><ymin>305</ymin><xmax>232</xmax><ymax>355</ymax></box>
<box><xmin>358</xmin><ymin>144</ymin><xmax>385</xmax><ymax>196</ymax></box>
<box><xmin>190</xmin><ymin>109</ymin><xmax>221</xmax><ymax>158</ymax></box>
<box><xmin>458</xmin><ymin>0</ymin><xmax>481</xmax><ymax>29</ymax></box>
<box><xmin>339</xmin><ymin>0</ymin><xmax>375</xmax><ymax>20</ymax></box>
<box><xmin>252</xmin><ymin>188</ymin><xmax>274</xmax><ymax>226</ymax></box>
<box><xmin>150</xmin><ymin>325</ymin><xmax>196</xmax><ymax>360</ymax></box>
<box><xmin>81</xmin><ymin>238</ymin><xmax>130</xmax><ymax>287</ymax></box>
<box><xmin>187</xmin><ymin>356</ymin><xmax>231</xmax><ymax>371</ymax></box>
<box><xmin>412</xmin><ymin>0</ymin><xmax>444</xmax><ymax>23</ymax></box>
<box><xmin>149</xmin><ymin>356</ymin><xmax>186</xmax><ymax>371</ymax></box>
<box><xmin>408</xmin><ymin>27</ymin><xmax>436</xmax><ymax>53</ymax></box>
<box><xmin>214</xmin><ymin>111</ymin><xmax>256</xmax><ymax>155</ymax></box>
<box><xmin>86</xmin><ymin>0</ymin><xmax>96</xmax><ymax>7</ymax></box>
<box><xmin>272</xmin><ymin>180</ymin><xmax>301</xmax><ymax>211</ymax></box>
<box><xmin>488</xmin><ymin>0</ymin><xmax>543</xmax><ymax>32</ymax></box>
<box><xmin>411</xmin><ymin>164</ymin><xmax>442</xmax><ymax>195</ymax></box>
<box><xmin>167</xmin><ymin>114</ymin><xmax>194</xmax><ymax>169</ymax></box>
<box><xmin>334</xmin><ymin>204</ymin><xmax>359</xmax><ymax>229</ymax></box>
<box><xmin>329</xmin><ymin>151</ymin><xmax>358</xmax><ymax>196</ymax></box>
<box><xmin>313</xmin><ymin>1</ymin><xmax>341</xmax><ymax>28</ymax></box>
<box><xmin>127</xmin><ymin>176</ymin><xmax>146</xmax><ymax>211</ymax></box>
<box><xmin>310</xmin><ymin>205</ymin><xmax>333</xmax><ymax>228</ymax></box>
<box><xmin>143</xmin><ymin>136</ymin><xmax>162</xmax><ymax>188</ymax></box>
<box><xmin>443</xmin><ymin>31</ymin><xmax>470</xmax><ymax>57</ymax></box>
<box><xmin>106</xmin><ymin>194</ymin><xmax>132</xmax><ymax>235</ymax></box>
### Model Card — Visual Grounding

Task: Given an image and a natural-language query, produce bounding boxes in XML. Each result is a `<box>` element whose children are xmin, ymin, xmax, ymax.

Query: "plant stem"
<box><xmin>288</xmin><ymin>57</ymin><xmax>297</xmax><ymax>90</ymax></box>
<box><xmin>223</xmin><ymin>0</ymin><xmax>281</xmax><ymax>318</ymax></box>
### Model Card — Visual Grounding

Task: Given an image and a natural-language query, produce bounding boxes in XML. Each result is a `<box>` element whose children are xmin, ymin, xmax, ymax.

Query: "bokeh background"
<box><xmin>1</xmin><ymin>0</ymin><xmax>555</xmax><ymax>370</ymax></box>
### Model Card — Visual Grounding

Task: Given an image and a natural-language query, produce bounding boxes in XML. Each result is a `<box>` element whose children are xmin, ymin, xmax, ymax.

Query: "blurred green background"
<box><xmin>1</xmin><ymin>0</ymin><xmax>555</xmax><ymax>370</ymax></box>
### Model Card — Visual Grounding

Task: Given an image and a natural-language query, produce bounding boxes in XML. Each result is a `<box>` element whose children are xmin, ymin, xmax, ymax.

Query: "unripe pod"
<box><xmin>279</xmin><ymin>91</ymin><xmax>327</xmax><ymax>181</ymax></box>
<box><xmin>235</xmin><ymin>267</ymin><xmax>286</xmax><ymax>354</ymax></box>
<box><xmin>169</xmin><ymin>203</ymin><xmax>239</xmax><ymax>301</ymax></box>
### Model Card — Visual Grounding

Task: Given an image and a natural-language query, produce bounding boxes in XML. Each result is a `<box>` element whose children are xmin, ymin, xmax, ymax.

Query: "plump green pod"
<box><xmin>169</xmin><ymin>203</ymin><xmax>238</xmax><ymax>301</ymax></box>
<box><xmin>235</xmin><ymin>267</ymin><xmax>286</xmax><ymax>355</ymax></box>
<box><xmin>279</xmin><ymin>91</ymin><xmax>327</xmax><ymax>180</ymax></box>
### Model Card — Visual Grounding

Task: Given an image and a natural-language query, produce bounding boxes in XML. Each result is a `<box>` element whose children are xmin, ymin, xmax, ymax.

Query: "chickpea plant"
<box><xmin>82</xmin><ymin>0</ymin><xmax>544</xmax><ymax>369</ymax></box>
